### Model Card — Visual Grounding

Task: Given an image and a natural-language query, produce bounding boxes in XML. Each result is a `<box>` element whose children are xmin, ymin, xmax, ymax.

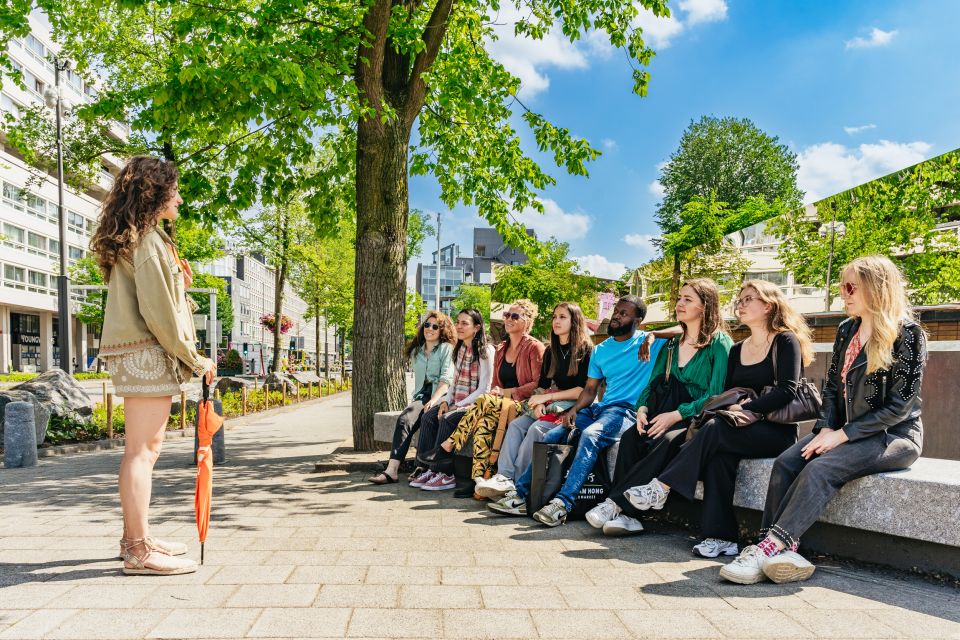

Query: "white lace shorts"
<box><xmin>106</xmin><ymin>346</ymin><xmax>190</xmax><ymax>397</ymax></box>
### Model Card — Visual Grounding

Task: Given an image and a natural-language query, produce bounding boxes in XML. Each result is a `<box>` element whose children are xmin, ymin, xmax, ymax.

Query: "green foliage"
<box><xmin>0</xmin><ymin>373</ymin><xmax>37</xmax><ymax>382</ymax></box>
<box><xmin>175</xmin><ymin>217</ymin><xmax>225</xmax><ymax>264</ymax></box>
<box><xmin>634</xmin><ymin>243</ymin><xmax>751</xmax><ymax>310</ymax></box>
<box><xmin>772</xmin><ymin>150</ymin><xmax>960</xmax><ymax>305</ymax></box>
<box><xmin>190</xmin><ymin>272</ymin><xmax>234</xmax><ymax>336</ymax></box>
<box><xmin>449</xmin><ymin>284</ymin><xmax>491</xmax><ymax>324</ymax></box>
<box><xmin>73</xmin><ymin>372</ymin><xmax>111</xmax><ymax>380</ymax></box>
<box><xmin>491</xmin><ymin>240</ymin><xmax>607</xmax><ymax>337</ymax></box>
<box><xmin>407</xmin><ymin>209</ymin><xmax>435</xmax><ymax>262</ymax></box>
<box><xmin>68</xmin><ymin>256</ymin><xmax>106</xmax><ymax>332</ymax></box>
<box><xmin>405</xmin><ymin>290</ymin><xmax>428</xmax><ymax>340</ymax></box>
<box><xmin>223</xmin><ymin>349</ymin><xmax>243</xmax><ymax>371</ymax></box>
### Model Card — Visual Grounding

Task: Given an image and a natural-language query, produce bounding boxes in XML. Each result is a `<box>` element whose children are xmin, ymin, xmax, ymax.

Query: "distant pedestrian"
<box><xmin>92</xmin><ymin>156</ymin><xmax>216</xmax><ymax>576</ymax></box>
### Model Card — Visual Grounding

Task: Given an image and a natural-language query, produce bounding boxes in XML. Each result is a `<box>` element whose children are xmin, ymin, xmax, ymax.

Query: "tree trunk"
<box><xmin>352</xmin><ymin>118</ymin><xmax>410</xmax><ymax>451</ymax></box>
<box><xmin>669</xmin><ymin>253</ymin><xmax>681</xmax><ymax>321</ymax></box>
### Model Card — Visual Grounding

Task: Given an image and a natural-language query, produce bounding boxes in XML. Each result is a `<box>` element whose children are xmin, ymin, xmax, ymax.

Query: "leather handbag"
<box><xmin>763</xmin><ymin>335</ymin><xmax>822</xmax><ymax>424</ymax></box>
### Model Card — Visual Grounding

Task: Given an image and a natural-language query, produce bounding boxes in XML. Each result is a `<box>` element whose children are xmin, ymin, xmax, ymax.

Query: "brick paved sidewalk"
<box><xmin>1</xmin><ymin>392</ymin><xmax>958</xmax><ymax>639</ymax></box>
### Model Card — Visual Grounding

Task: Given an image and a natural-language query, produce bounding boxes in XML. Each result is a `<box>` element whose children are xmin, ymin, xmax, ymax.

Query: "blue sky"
<box><xmin>407</xmin><ymin>0</ymin><xmax>960</xmax><ymax>282</ymax></box>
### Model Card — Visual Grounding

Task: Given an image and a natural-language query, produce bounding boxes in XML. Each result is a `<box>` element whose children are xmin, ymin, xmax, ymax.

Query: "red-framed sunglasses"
<box><xmin>841</xmin><ymin>282</ymin><xmax>858</xmax><ymax>297</ymax></box>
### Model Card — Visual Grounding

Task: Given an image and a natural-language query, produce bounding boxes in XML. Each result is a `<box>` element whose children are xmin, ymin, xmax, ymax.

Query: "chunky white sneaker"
<box><xmin>602</xmin><ymin>514</ymin><xmax>644</xmax><ymax>536</ymax></box>
<box><xmin>475</xmin><ymin>474</ymin><xmax>516</xmax><ymax>499</ymax></box>
<box><xmin>409</xmin><ymin>470</ymin><xmax>435</xmax><ymax>488</ymax></box>
<box><xmin>532</xmin><ymin>498</ymin><xmax>568</xmax><ymax>527</ymax></box>
<box><xmin>693</xmin><ymin>538</ymin><xmax>739</xmax><ymax>558</ymax></box>
<box><xmin>421</xmin><ymin>472</ymin><xmax>456</xmax><ymax>491</ymax></box>
<box><xmin>762</xmin><ymin>550</ymin><xmax>816</xmax><ymax>584</ymax></box>
<box><xmin>623</xmin><ymin>479</ymin><xmax>669</xmax><ymax>511</ymax></box>
<box><xmin>487</xmin><ymin>491</ymin><xmax>527</xmax><ymax>516</ymax></box>
<box><xmin>719</xmin><ymin>545</ymin><xmax>770</xmax><ymax>584</ymax></box>
<box><xmin>585</xmin><ymin>498</ymin><xmax>621</xmax><ymax>529</ymax></box>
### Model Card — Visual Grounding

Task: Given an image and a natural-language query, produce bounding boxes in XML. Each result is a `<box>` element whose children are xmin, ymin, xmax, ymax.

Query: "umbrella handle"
<box><xmin>202</xmin><ymin>375</ymin><xmax>210</xmax><ymax>402</ymax></box>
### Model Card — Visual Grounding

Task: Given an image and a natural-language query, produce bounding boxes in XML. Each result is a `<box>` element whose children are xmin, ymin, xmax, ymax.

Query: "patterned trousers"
<box><xmin>448</xmin><ymin>393</ymin><xmax>519</xmax><ymax>479</ymax></box>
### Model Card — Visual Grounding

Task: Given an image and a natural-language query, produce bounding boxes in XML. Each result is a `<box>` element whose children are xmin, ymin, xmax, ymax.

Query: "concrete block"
<box><xmin>4</xmin><ymin>401</ymin><xmax>38</xmax><ymax>468</ymax></box>
<box><xmin>374</xmin><ymin>411</ymin><xmax>401</xmax><ymax>446</ymax></box>
<box><xmin>731</xmin><ymin>457</ymin><xmax>960</xmax><ymax>547</ymax></box>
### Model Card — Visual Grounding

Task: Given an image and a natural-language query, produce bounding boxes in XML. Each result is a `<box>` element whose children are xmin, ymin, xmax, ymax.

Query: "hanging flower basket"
<box><xmin>261</xmin><ymin>313</ymin><xmax>293</xmax><ymax>334</ymax></box>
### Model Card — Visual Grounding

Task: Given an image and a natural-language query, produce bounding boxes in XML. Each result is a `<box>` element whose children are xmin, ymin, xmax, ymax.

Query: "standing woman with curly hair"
<box><xmin>92</xmin><ymin>157</ymin><xmax>216</xmax><ymax>576</ymax></box>
<box><xmin>368</xmin><ymin>311</ymin><xmax>456</xmax><ymax>484</ymax></box>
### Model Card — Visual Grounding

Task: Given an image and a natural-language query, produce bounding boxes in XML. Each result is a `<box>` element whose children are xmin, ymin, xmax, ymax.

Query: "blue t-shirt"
<box><xmin>587</xmin><ymin>330</ymin><xmax>666</xmax><ymax>408</ymax></box>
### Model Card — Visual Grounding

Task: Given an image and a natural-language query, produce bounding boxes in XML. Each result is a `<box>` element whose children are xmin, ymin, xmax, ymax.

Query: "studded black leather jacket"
<box><xmin>813</xmin><ymin>317</ymin><xmax>926</xmax><ymax>450</ymax></box>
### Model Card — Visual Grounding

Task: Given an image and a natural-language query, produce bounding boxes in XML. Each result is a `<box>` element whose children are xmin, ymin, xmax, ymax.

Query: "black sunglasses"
<box><xmin>504</xmin><ymin>312</ymin><xmax>524</xmax><ymax>320</ymax></box>
<box><xmin>422</xmin><ymin>322</ymin><xmax>440</xmax><ymax>330</ymax></box>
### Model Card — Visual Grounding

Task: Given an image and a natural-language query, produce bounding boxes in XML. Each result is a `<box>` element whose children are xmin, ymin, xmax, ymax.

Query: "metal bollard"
<box><xmin>106</xmin><ymin>392</ymin><xmax>114</xmax><ymax>439</ymax></box>
<box><xmin>241</xmin><ymin>387</ymin><xmax>247</xmax><ymax>416</ymax></box>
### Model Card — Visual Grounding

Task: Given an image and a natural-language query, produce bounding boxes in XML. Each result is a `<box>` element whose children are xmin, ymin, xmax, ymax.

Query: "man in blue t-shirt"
<box><xmin>489</xmin><ymin>295</ymin><xmax>665</xmax><ymax>525</ymax></box>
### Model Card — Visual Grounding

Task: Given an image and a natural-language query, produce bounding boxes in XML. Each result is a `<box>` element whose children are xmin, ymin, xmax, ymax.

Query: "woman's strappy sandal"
<box><xmin>120</xmin><ymin>538</ymin><xmax>197</xmax><ymax>576</ymax></box>
<box><xmin>117</xmin><ymin>536</ymin><xmax>187</xmax><ymax>560</ymax></box>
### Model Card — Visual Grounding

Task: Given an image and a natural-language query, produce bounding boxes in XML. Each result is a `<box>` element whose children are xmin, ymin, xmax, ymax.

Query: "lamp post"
<box><xmin>818</xmin><ymin>206</ymin><xmax>847</xmax><ymax>312</ymax></box>
<box><xmin>435</xmin><ymin>211</ymin><xmax>441</xmax><ymax>313</ymax></box>
<box><xmin>43</xmin><ymin>57</ymin><xmax>73</xmax><ymax>373</ymax></box>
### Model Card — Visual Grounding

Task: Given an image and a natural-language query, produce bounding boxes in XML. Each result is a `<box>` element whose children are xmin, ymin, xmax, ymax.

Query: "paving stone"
<box><xmin>617</xmin><ymin>609</ymin><xmax>723</xmax><ymax>638</ymax></box>
<box><xmin>0</xmin><ymin>585</ymin><xmax>73</xmax><ymax>609</ymax></box>
<box><xmin>399</xmin><ymin>585</ymin><xmax>482</xmax><ymax>609</ymax></box>
<box><xmin>286</xmin><ymin>565</ymin><xmax>367</xmax><ymax>585</ymax></box>
<box><xmin>137</xmin><ymin>585</ymin><xmax>239</xmax><ymax>609</ymax></box>
<box><xmin>407</xmin><ymin>552</ymin><xmax>474</xmax><ymax>567</ymax></box>
<box><xmin>0</xmin><ymin>609</ymin><xmax>77</xmax><ymax>639</ymax></box>
<box><xmin>44</xmin><ymin>608</ymin><xmax>170</xmax><ymax>639</ymax></box>
<box><xmin>785</xmin><ymin>608</ymin><xmax>904</xmax><ymax>638</ymax></box>
<box><xmin>314</xmin><ymin>583</ymin><xmax>398</xmax><ymax>607</ymax></box>
<box><xmin>247</xmin><ymin>607</ymin><xmax>352</xmax><ymax>638</ymax></box>
<box><xmin>530</xmin><ymin>609</ymin><xmax>630</xmax><ymax>639</ymax></box>
<box><xmin>206</xmin><ymin>565</ymin><xmax>295</xmax><ymax>584</ymax></box>
<box><xmin>512</xmin><ymin>567</ymin><xmax>592</xmax><ymax>587</ymax></box>
<box><xmin>335</xmin><ymin>551</ymin><xmax>408</xmax><ymax>567</ymax></box>
<box><xmin>866</xmin><ymin>609</ymin><xmax>960</xmax><ymax>639</ymax></box>
<box><xmin>365</xmin><ymin>566</ymin><xmax>440</xmax><ymax>586</ymax></box>
<box><xmin>557</xmin><ymin>585</ymin><xmax>650</xmax><ymax>610</ymax></box>
<box><xmin>346</xmin><ymin>608</ymin><xmax>442</xmax><ymax>638</ymax></box>
<box><xmin>443</xmin><ymin>609</ymin><xmax>537</xmax><ymax>639</ymax></box>
<box><xmin>147</xmin><ymin>608</ymin><xmax>263</xmax><ymax>639</ymax></box>
<box><xmin>54</xmin><ymin>584</ymin><xmax>159</xmax><ymax>609</ymax></box>
<box><xmin>266</xmin><ymin>551</ymin><xmax>342</xmax><ymax>566</ymax></box>
<box><xmin>440</xmin><ymin>567</ymin><xmax>517</xmax><ymax>586</ymax></box>
<box><xmin>701</xmin><ymin>609</ymin><xmax>814</xmax><ymax>638</ymax></box>
<box><xmin>479</xmin><ymin>585</ymin><xmax>565</xmax><ymax>610</ymax></box>
<box><xmin>225</xmin><ymin>584</ymin><xmax>320</xmax><ymax>608</ymax></box>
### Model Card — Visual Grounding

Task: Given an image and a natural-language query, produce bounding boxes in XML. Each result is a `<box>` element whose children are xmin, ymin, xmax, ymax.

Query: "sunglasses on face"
<box><xmin>504</xmin><ymin>312</ymin><xmax>524</xmax><ymax>320</ymax></box>
<box><xmin>422</xmin><ymin>322</ymin><xmax>440</xmax><ymax>330</ymax></box>
<box><xmin>841</xmin><ymin>282</ymin><xmax>858</xmax><ymax>297</ymax></box>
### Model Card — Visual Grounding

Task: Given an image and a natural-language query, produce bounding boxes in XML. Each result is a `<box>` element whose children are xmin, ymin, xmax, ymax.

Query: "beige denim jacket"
<box><xmin>97</xmin><ymin>226</ymin><xmax>211</xmax><ymax>377</ymax></box>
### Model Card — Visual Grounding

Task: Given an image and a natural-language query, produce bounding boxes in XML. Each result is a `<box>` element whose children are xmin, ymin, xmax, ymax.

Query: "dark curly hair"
<box><xmin>90</xmin><ymin>156</ymin><xmax>179</xmax><ymax>281</ymax></box>
<box><xmin>404</xmin><ymin>311</ymin><xmax>456</xmax><ymax>359</ymax></box>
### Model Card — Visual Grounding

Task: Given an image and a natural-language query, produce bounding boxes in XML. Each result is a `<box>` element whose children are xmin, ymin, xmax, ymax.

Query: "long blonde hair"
<box><xmin>842</xmin><ymin>255</ymin><xmax>914</xmax><ymax>373</ymax></box>
<box><xmin>739</xmin><ymin>280</ymin><xmax>814</xmax><ymax>366</ymax></box>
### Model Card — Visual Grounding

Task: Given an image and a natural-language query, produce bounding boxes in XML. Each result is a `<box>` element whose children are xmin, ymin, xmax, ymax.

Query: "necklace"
<box><xmin>559</xmin><ymin>345</ymin><xmax>571</xmax><ymax>360</ymax></box>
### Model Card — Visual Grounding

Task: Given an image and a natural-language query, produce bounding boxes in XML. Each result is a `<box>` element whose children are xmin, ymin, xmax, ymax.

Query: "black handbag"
<box><xmin>412</xmin><ymin>380</ymin><xmax>434</xmax><ymax>404</ymax></box>
<box><xmin>644</xmin><ymin>339</ymin><xmax>693</xmax><ymax>418</ymax></box>
<box><xmin>527</xmin><ymin>435</ymin><xmax>612</xmax><ymax>521</ymax></box>
<box><xmin>763</xmin><ymin>335</ymin><xmax>822</xmax><ymax>424</ymax></box>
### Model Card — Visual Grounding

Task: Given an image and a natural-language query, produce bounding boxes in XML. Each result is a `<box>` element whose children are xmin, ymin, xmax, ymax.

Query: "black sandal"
<box><xmin>368</xmin><ymin>472</ymin><xmax>397</xmax><ymax>485</ymax></box>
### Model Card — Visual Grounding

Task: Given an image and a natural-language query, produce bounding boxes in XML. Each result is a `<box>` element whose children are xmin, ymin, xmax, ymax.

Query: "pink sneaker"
<box><xmin>421</xmin><ymin>472</ymin><xmax>456</xmax><ymax>491</ymax></box>
<box><xmin>409</xmin><ymin>470</ymin><xmax>435</xmax><ymax>488</ymax></box>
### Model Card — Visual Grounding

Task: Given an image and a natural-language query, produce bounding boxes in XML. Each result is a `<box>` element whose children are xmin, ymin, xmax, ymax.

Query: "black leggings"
<box><xmin>658</xmin><ymin>417</ymin><xmax>797</xmax><ymax>542</ymax></box>
<box><xmin>417</xmin><ymin>405</ymin><xmax>468</xmax><ymax>473</ymax></box>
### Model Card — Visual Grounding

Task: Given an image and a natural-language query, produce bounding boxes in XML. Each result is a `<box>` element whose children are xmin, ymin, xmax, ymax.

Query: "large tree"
<box><xmin>3</xmin><ymin>0</ymin><xmax>670</xmax><ymax>449</ymax></box>
<box><xmin>771</xmin><ymin>150</ymin><xmax>960</xmax><ymax>306</ymax></box>
<box><xmin>653</xmin><ymin>116</ymin><xmax>802</xmax><ymax>313</ymax></box>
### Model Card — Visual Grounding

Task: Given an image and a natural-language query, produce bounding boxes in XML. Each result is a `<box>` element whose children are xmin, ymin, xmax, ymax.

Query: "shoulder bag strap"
<box><xmin>770</xmin><ymin>334</ymin><xmax>779</xmax><ymax>385</ymax></box>
<box><xmin>665</xmin><ymin>338</ymin><xmax>675</xmax><ymax>382</ymax></box>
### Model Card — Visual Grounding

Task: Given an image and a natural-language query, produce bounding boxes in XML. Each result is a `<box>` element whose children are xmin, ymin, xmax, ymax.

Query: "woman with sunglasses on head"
<box><xmin>475</xmin><ymin>301</ymin><xmax>593</xmax><ymax>499</ymax></box>
<box><xmin>369</xmin><ymin>311</ymin><xmax>456</xmax><ymax>484</ymax></box>
<box><xmin>604</xmin><ymin>280</ymin><xmax>811</xmax><ymax>556</ymax></box>
<box><xmin>586</xmin><ymin>278</ymin><xmax>732</xmax><ymax>536</ymax></box>
<box><xmin>721</xmin><ymin>256</ymin><xmax>927</xmax><ymax>585</ymax></box>
<box><xmin>416</xmin><ymin>299</ymin><xmax>545</xmax><ymax>494</ymax></box>
<box><xmin>92</xmin><ymin>157</ymin><xmax>216</xmax><ymax>576</ymax></box>
<box><xmin>410</xmin><ymin>309</ymin><xmax>495</xmax><ymax>489</ymax></box>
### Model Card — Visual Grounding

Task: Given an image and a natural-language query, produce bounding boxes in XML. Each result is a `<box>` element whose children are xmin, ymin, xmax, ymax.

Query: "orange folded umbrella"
<box><xmin>195</xmin><ymin>377</ymin><xmax>224</xmax><ymax>565</ymax></box>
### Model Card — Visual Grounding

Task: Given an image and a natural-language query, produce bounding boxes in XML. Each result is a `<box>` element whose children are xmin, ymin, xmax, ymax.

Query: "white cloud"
<box><xmin>632</xmin><ymin>9</ymin><xmax>685</xmax><ymax>49</ymax></box>
<box><xmin>513</xmin><ymin>198</ymin><xmax>592</xmax><ymax>241</ymax></box>
<box><xmin>648</xmin><ymin>180</ymin><xmax>666</xmax><ymax>199</ymax></box>
<box><xmin>678</xmin><ymin>0</ymin><xmax>728</xmax><ymax>25</ymax></box>
<box><xmin>845</xmin><ymin>27</ymin><xmax>897</xmax><ymax>50</ymax></box>
<box><xmin>574</xmin><ymin>254</ymin><xmax>628</xmax><ymax>280</ymax></box>
<box><xmin>844</xmin><ymin>124</ymin><xmax>876</xmax><ymax>135</ymax></box>
<box><xmin>487</xmin><ymin>7</ymin><xmax>588</xmax><ymax>97</ymax></box>
<box><xmin>797</xmin><ymin>139</ymin><xmax>932</xmax><ymax>203</ymax></box>
<box><xmin>624</xmin><ymin>233</ymin><xmax>658</xmax><ymax>259</ymax></box>
<box><xmin>601</xmin><ymin>138</ymin><xmax>618</xmax><ymax>151</ymax></box>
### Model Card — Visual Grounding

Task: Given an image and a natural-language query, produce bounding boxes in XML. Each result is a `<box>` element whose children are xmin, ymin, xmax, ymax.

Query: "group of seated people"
<box><xmin>368</xmin><ymin>255</ymin><xmax>927</xmax><ymax>585</ymax></box>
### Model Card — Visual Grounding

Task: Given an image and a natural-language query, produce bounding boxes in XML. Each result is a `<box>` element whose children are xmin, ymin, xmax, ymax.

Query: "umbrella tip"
<box><xmin>201</xmin><ymin>542</ymin><xmax>205</xmax><ymax>565</ymax></box>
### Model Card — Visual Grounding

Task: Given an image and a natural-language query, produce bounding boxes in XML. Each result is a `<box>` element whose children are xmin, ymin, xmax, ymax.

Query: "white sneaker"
<box><xmin>475</xmin><ymin>474</ymin><xmax>515</xmax><ymax>499</ymax></box>
<box><xmin>693</xmin><ymin>538</ymin><xmax>739</xmax><ymax>558</ymax></box>
<box><xmin>719</xmin><ymin>545</ymin><xmax>770</xmax><ymax>584</ymax></box>
<box><xmin>585</xmin><ymin>498</ymin><xmax>621</xmax><ymax>529</ymax></box>
<box><xmin>762</xmin><ymin>550</ymin><xmax>816</xmax><ymax>584</ymax></box>
<box><xmin>487</xmin><ymin>491</ymin><xmax>526</xmax><ymax>516</ymax></box>
<box><xmin>623</xmin><ymin>479</ymin><xmax>669</xmax><ymax>511</ymax></box>
<box><xmin>532</xmin><ymin>498</ymin><xmax>568</xmax><ymax>527</ymax></box>
<box><xmin>602</xmin><ymin>514</ymin><xmax>644</xmax><ymax>536</ymax></box>
<box><xmin>409</xmin><ymin>470</ymin><xmax>435</xmax><ymax>488</ymax></box>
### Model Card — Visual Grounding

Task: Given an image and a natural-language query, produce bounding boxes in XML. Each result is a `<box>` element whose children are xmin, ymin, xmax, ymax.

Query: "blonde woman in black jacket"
<box><xmin>721</xmin><ymin>255</ymin><xmax>926</xmax><ymax>585</ymax></box>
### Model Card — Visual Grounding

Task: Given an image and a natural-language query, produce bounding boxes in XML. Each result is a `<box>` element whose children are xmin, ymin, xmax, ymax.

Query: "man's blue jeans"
<box><xmin>515</xmin><ymin>402</ymin><xmax>637</xmax><ymax>510</ymax></box>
